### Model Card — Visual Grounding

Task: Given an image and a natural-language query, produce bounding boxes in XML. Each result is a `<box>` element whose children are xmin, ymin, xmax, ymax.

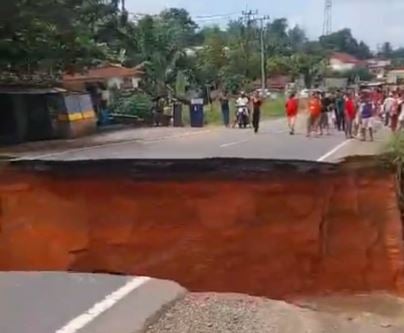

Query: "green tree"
<box><xmin>319</xmin><ymin>28</ymin><xmax>371</xmax><ymax>59</ymax></box>
<box><xmin>0</xmin><ymin>0</ymin><xmax>120</xmax><ymax>79</ymax></box>
<box><xmin>160</xmin><ymin>8</ymin><xmax>198</xmax><ymax>48</ymax></box>
<box><xmin>391</xmin><ymin>48</ymin><xmax>404</xmax><ymax>59</ymax></box>
<box><xmin>379</xmin><ymin>42</ymin><xmax>393</xmax><ymax>58</ymax></box>
<box><xmin>196</xmin><ymin>28</ymin><xmax>227</xmax><ymax>86</ymax></box>
<box><xmin>291</xmin><ymin>53</ymin><xmax>327</xmax><ymax>88</ymax></box>
<box><xmin>226</xmin><ymin>20</ymin><xmax>259</xmax><ymax>79</ymax></box>
<box><xmin>266</xmin><ymin>56</ymin><xmax>291</xmax><ymax>76</ymax></box>
<box><xmin>265</xmin><ymin>18</ymin><xmax>290</xmax><ymax>56</ymax></box>
<box><xmin>132</xmin><ymin>10</ymin><xmax>198</xmax><ymax>97</ymax></box>
<box><xmin>288</xmin><ymin>25</ymin><xmax>307</xmax><ymax>52</ymax></box>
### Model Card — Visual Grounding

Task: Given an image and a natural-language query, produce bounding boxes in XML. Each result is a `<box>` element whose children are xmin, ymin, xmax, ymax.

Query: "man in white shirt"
<box><xmin>383</xmin><ymin>92</ymin><xmax>395</xmax><ymax>126</ymax></box>
<box><xmin>236</xmin><ymin>92</ymin><xmax>249</xmax><ymax>108</ymax></box>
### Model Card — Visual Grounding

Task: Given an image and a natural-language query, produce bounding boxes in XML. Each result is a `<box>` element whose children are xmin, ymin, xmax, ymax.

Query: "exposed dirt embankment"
<box><xmin>0</xmin><ymin>158</ymin><xmax>403</xmax><ymax>299</ymax></box>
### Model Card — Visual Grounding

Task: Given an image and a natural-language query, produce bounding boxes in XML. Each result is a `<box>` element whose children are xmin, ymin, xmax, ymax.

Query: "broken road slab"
<box><xmin>0</xmin><ymin>272</ymin><xmax>186</xmax><ymax>333</ymax></box>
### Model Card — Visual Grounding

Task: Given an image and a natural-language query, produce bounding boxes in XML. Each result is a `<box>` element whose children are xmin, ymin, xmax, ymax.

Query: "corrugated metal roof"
<box><xmin>63</xmin><ymin>64</ymin><xmax>144</xmax><ymax>82</ymax></box>
<box><xmin>0</xmin><ymin>87</ymin><xmax>67</xmax><ymax>94</ymax></box>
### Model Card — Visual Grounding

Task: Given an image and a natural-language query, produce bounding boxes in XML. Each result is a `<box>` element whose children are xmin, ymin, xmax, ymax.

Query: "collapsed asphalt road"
<box><xmin>2</xmin><ymin>272</ymin><xmax>404</xmax><ymax>333</ymax></box>
<box><xmin>0</xmin><ymin>272</ymin><xmax>185</xmax><ymax>333</ymax></box>
<box><xmin>0</xmin><ymin>120</ymin><xmax>392</xmax><ymax>332</ymax></box>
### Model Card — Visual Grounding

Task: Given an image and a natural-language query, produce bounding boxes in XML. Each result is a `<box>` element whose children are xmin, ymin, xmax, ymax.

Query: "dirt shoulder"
<box><xmin>145</xmin><ymin>293</ymin><xmax>403</xmax><ymax>333</ymax></box>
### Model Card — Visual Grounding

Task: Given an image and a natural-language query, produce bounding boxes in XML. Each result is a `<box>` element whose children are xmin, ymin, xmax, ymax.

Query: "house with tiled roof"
<box><xmin>328</xmin><ymin>52</ymin><xmax>363</xmax><ymax>72</ymax></box>
<box><xmin>63</xmin><ymin>63</ymin><xmax>144</xmax><ymax>92</ymax></box>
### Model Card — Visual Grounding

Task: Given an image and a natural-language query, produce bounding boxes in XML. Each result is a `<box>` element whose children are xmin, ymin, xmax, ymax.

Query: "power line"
<box><xmin>194</xmin><ymin>12</ymin><xmax>240</xmax><ymax>19</ymax></box>
<box><xmin>194</xmin><ymin>14</ymin><xmax>239</xmax><ymax>23</ymax></box>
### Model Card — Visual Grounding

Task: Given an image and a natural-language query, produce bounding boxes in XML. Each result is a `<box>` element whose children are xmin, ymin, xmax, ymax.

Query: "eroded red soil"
<box><xmin>0</xmin><ymin>159</ymin><xmax>403</xmax><ymax>299</ymax></box>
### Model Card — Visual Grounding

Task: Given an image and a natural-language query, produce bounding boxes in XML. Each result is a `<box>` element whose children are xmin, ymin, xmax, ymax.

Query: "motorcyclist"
<box><xmin>233</xmin><ymin>91</ymin><xmax>250</xmax><ymax>128</ymax></box>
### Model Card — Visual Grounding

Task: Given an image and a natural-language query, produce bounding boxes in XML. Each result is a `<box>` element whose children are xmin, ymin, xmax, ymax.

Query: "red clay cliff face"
<box><xmin>0</xmin><ymin>159</ymin><xmax>403</xmax><ymax>299</ymax></box>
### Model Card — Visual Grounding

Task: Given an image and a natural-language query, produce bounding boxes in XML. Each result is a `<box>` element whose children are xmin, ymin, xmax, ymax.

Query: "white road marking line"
<box><xmin>55</xmin><ymin>276</ymin><xmax>151</xmax><ymax>333</ymax></box>
<box><xmin>220</xmin><ymin>139</ymin><xmax>249</xmax><ymax>148</ymax></box>
<box><xmin>317</xmin><ymin>139</ymin><xmax>353</xmax><ymax>162</ymax></box>
<box><xmin>13</xmin><ymin>130</ymin><xmax>211</xmax><ymax>160</ymax></box>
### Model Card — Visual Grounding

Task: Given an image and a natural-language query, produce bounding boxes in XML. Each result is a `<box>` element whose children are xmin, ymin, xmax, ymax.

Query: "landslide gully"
<box><xmin>0</xmin><ymin>158</ymin><xmax>403</xmax><ymax>299</ymax></box>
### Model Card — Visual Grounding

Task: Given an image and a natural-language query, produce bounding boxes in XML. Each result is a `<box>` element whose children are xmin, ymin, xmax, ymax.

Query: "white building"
<box><xmin>329</xmin><ymin>52</ymin><xmax>362</xmax><ymax>72</ymax></box>
<box><xmin>367</xmin><ymin>59</ymin><xmax>391</xmax><ymax>79</ymax></box>
<box><xmin>386</xmin><ymin>69</ymin><xmax>404</xmax><ymax>85</ymax></box>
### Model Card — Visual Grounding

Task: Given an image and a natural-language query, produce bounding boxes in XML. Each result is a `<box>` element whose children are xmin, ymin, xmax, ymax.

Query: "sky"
<box><xmin>127</xmin><ymin>0</ymin><xmax>404</xmax><ymax>50</ymax></box>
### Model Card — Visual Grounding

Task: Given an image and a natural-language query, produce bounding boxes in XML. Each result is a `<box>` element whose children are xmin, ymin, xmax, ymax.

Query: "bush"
<box><xmin>112</xmin><ymin>92</ymin><xmax>153</xmax><ymax>120</ymax></box>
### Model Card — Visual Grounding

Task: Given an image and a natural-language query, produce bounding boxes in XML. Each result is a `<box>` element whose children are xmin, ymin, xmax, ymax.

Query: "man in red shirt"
<box><xmin>285</xmin><ymin>92</ymin><xmax>298</xmax><ymax>135</ymax></box>
<box><xmin>344</xmin><ymin>93</ymin><xmax>356</xmax><ymax>139</ymax></box>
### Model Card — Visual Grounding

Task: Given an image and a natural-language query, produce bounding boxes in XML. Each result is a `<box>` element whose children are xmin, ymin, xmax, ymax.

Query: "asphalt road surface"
<box><xmin>14</xmin><ymin>118</ymin><xmax>362</xmax><ymax>162</ymax></box>
<box><xmin>0</xmin><ymin>272</ymin><xmax>185</xmax><ymax>333</ymax></box>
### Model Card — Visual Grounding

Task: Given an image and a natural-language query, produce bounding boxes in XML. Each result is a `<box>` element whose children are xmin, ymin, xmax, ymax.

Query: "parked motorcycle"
<box><xmin>237</xmin><ymin>106</ymin><xmax>249</xmax><ymax>128</ymax></box>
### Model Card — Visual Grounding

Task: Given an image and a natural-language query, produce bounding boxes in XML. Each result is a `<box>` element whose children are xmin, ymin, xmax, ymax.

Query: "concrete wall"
<box><xmin>0</xmin><ymin>159</ymin><xmax>403</xmax><ymax>299</ymax></box>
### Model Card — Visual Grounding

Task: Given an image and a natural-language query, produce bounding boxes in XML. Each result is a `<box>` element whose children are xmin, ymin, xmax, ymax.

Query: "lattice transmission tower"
<box><xmin>323</xmin><ymin>0</ymin><xmax>333</xmax><ymax>35</ymax></box>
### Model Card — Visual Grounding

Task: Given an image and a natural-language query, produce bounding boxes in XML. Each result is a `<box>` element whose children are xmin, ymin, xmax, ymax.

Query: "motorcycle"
<box><xmin>236</xmin><ymin>106</ymin><xmax>249</xmax><ymax>128</ymax></box>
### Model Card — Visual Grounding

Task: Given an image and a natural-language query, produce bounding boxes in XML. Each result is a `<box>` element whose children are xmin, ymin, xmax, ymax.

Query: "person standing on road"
<box><xmin>251</xmin><ymin>90</ymin><xmax>263</xmax><ymax>134</ymax></box>
<box><xmin>219</xmin><ymin>91</ymin><xmax>230</xmax><ymax>127</ymax></box>
<box><xmin>285</xmin><ymin>92</ymin><xmax>298</xmax><ymax>135</ymax></box>
<box><xmin>307</xmin><ymin>92</ymin><xmax>322</xmax><ymax>137</ymax></box>
<box><xmin>319</xmin><ymin>92</ymin><xmax>331</xmax><ymax>136</ymax></box>
<box><xmin>153</xmin><ymin>97</ymin><xmax>164</xmax><ymax>127</ymax></box>
<box><xmin>359</xmin><ymin>93</ymin><xmax>374</xmax><ymax>141</ymax></box>
<box><xmin>390</xmin><ymin>92</ymin><xmax>400</xmax><ymax>132</ymax></box>
<box><xmin>383</xmin><ymin>92</ymin><xmax>395</xmax><ymax>127</ymax></box>
<box><xmin>344</xmin><ymin>93</ymin><xmax>356</xmax><ymax>139</ymax></box>
<box><xmin>335</xmin><ymin>91</ymin><xmax>345</xmax><ymax>131</ymax></box>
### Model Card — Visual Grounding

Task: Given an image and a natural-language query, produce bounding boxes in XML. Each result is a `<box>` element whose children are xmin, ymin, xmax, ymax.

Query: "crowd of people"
<box><xmin>217</xmin><ymin>87</ymin><xmax>404</xmax><ymax>141</ymax></box>
<box><xmin>285</xmin><ymin>88</ymin><xmax>404</xmax><ymax>141</ymax></box>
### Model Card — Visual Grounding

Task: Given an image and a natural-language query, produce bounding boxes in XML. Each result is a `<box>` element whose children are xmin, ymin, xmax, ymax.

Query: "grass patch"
<box><xmin>202</xmin><ymin>96</ymin><xmax>286</xmax><ymax>126</ymax></box>
<box><xmin>178</xmin><ymin>96</ymin><xmax>286</xmax><ymax>126</ymax></box>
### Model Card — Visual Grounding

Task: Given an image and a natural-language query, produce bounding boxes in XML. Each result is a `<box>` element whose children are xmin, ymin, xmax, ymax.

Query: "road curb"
<box><xmin>10</xmin><ymin>129</ymin><xmax>212</xmax><ymax>161</ymax></box>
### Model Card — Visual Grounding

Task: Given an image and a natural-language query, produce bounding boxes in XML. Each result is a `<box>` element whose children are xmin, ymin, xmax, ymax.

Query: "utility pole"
<box><xmin>257</xmin><ymin>15</ymin><xmax>270</xmax><ymax>92</ymax></box>
<box><xmin>239</xmin><ymin>10</ymin><xmax>258</xmax><ymax>80</ymax></box>
<box><xmin>240</xmin><ymin>9</ymin><xmax>270</xmax><ymax>92</ymax></box>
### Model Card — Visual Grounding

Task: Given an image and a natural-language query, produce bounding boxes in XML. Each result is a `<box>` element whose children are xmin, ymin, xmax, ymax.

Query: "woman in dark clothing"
<box><xmin>252</xmin><ymin>91</ymin><xmax>263</xmax><ymax>133</ymax></box>
<box><xmin>219</xmin><ymin>91</ymin><xmax>230</xmax><ymax>127</ymax></box>
<box><xmin>335</xmin><ymin>91</ymin><xmax>345</xmax><ymax>131</ymax></box>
